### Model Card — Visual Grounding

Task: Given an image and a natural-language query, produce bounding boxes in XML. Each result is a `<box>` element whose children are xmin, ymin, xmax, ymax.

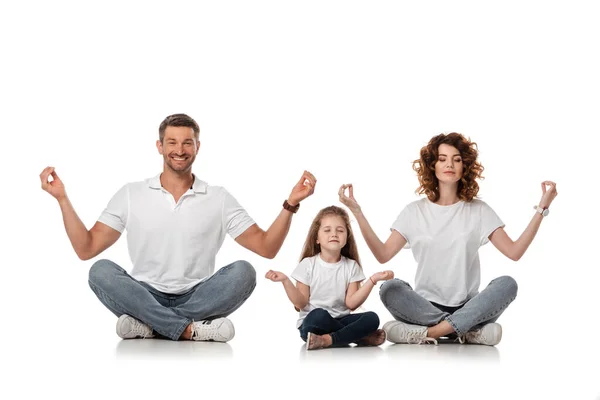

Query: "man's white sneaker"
<box><xmin>191</xmin><ymin>318</ymin><xmax>235</xmax><ymax>342</ymax></box>
<box><xmin>116</xmin><ymin>314</ymin><xmax>154</xmax><ymax>339</ymax></box>
<box><xmin>459</xmin><ymin>323</ymin><xmax>502</xmax><ymax>346</ymax></box>
<box><xmin>383</xmin><ymin>320</ymin><xmax>438</xmax><ymax>345</ymax></box>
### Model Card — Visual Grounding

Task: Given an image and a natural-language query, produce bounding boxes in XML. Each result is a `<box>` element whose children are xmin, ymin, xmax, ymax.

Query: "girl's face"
<box><xmin>316</xmin><ymin>215</ymin><xmax>348</xmax><ymax>253</ymax></box>
<box><xmin>435</xmin><ymin>143</ymin><xmax>464</xmax><ymax>184</ymax></box>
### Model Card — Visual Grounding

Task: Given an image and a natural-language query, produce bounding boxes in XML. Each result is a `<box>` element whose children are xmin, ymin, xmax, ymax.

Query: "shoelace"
<box><xmin>131</xmin><ymin>320</ymin><xmax>153</xmax><ymax>339</ymax></box>
<box><xmin>457</xmin><ymin>330</ymin><xmax>482</xmax><ymax>344</ymax></box>
<box><xmin>404</xmin><ymin>330</ymin><xmax>439</xmax><ymax>345</ymax></box>
<box><xmin>191</xmin><ymin>320</ymin><xmax>219</xmax><ymax>341</ymax></box>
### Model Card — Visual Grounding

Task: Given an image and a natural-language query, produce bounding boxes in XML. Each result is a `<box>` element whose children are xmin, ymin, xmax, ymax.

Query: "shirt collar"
<box><xmin>148</xmin><ymin>173</ymin><xmax>207</xmax><ymax>194</ymax></box>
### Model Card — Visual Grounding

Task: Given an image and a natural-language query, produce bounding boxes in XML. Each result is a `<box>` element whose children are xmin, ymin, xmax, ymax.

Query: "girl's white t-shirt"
<box><xmin>291</xmin><ymin>254</ymin><xmax>365</xmax><ymax>328</ymax></box>
<box><xmin>391</xmin><ymin>198</ymin><xmax>504</xmax><ymax>306</ymax></box>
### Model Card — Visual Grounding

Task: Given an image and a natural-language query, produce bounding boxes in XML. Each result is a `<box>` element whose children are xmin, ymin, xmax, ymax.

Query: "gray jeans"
<box><xmin>379</xmin><ymin>276</ymin><xmax>518</xmax><ymax>335</ymax></box>
<box><xmin>88</xmin><ymin>259</ymin><xmax>256</xmax><ymax>340</ymax></box>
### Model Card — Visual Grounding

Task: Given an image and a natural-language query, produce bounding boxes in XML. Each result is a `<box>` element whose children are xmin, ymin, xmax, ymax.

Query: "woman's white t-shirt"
<box><xmin>291</xmin><ymin>254</ymin><xmax>365</xmax><ymax>328</ymax></box>
<box><xmin>391</xmin><ymin>198</ymin><xmax>504</xmax><ymax>306</ymax></box>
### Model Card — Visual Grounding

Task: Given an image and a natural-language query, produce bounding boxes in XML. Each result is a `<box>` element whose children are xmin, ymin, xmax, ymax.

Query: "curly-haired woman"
<box><xmin>338</xmin><ymin>133</ymin><xmax>558</xmax><ymax>346</ymax></box>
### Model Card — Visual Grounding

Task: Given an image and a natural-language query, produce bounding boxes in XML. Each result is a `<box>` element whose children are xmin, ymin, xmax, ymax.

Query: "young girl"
<box><xmin>265</xmin><ymin>205</ymin><xmax>394</xmax><ymax>350</ymax></box>
<box><xmin>339</xmin><ymin>132</ymin><xmax>558</xmax><ymax>346</ymax></box>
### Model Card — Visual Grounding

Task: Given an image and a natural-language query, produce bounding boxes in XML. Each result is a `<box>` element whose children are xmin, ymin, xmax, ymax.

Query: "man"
<box><xmin>40</xmin><ymin>113</ymin><xmax>316</xmax><ymax>342</ymax></box>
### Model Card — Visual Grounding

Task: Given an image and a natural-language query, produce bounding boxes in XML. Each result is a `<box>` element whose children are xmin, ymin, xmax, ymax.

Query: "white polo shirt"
<box><xmin>97</xmin><ymin>174</ymin><xmax>256</xmax><ymax>294</ymax></box>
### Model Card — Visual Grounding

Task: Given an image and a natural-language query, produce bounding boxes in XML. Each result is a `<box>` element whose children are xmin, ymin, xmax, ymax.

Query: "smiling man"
<box><xmin>40</xmin><ymin>113</ymin><xmax>316</xmax><ymax>342</ymax></box>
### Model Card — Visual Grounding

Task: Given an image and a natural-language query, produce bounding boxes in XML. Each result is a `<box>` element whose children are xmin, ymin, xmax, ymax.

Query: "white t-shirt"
<box><xmin>291</xmin><ymin>254</ymin><xmax>366</xmax><ymax>328</ymax></box>
<box><xmin>98</xmin><ymin>174</ymin><xmax>255</xmax><ymax>294</ymax></box>
<box><xmin>391</xmin><ymin>198</ymin><xmax>504</xmax><ymax>306</ymax></box>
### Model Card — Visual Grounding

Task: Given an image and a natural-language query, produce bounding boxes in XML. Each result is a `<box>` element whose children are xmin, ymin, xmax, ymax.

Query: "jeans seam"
<box><xmin>445</xmin><ymin>316</ymin><xmax>462</xmax><ymax>335</ymax></box>
<box><xmin>472</xmin><ymin>296</ymin><xmax>517</xmax><ymax>326</ymax></box>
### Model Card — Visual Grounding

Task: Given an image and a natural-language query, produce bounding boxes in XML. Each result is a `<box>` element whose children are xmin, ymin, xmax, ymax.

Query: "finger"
<box><xmin>349</xmin><ymin>185</ymin><xmax>354</xmax><ymax>199</ymax></box>
<box><xmin>304</xmin><ymin>175</ymin><xmax>316</xmax><ymax>188</ymax></box>
<box><xmin>39</xmin><ymin>166</ymin><xmax>51</xmax><ymax>179</ymax></box>
<box><xmin>541</xmin><ymin>182</ymin><xmax>546</xmax><ymax>194</ymax></box>
<box><xmin>305</xmin><ymin>171</ymin><xmax>317</xmax><ymax>183</ymax></box>
<box><xmin>50</xmin><ymin>171</ymin><xmax>60</xmax><ymax>182</ymax></box>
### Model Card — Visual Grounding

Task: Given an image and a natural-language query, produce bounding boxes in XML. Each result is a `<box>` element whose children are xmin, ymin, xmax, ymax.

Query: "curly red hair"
<box><xmin>413</xmin><ymin>133</ymin><xmax>484</xmax><ymax>202</ymax></box>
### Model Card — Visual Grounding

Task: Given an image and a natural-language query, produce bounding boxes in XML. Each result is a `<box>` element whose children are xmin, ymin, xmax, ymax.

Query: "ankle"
<box><xmin>180</xmin><ymin>323</ymin><xmax>193</xmax><ymax>340</ymax></box>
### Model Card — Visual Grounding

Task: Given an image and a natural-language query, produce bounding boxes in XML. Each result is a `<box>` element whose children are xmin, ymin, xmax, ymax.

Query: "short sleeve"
<box><xmin>291</xmin><ymin>257</ymin><xmax>312</xmax><ymax>286</ymax></box>
<box><xmin>390</xmin><ymin>205</ymin><xmax>412</xmax><ymax>247</ymax></box>
<box><xmin>348</xmin><ymin>259</ymin><xmax>366</xmax><ymax>283</ymax></box>
<box><xmin>97</xmin><ymin>184</ymin><xmax>129</xmax><ymax>233</ymax></box>
<box><xmin>479</xmin><ymin>201</ymin><xmax>505</xmax><ymax>245</ymax></box>
<box><xmin>222</xmin><ymin>188</ymin><xmax>256</xmax><ymax>239</ymax></box>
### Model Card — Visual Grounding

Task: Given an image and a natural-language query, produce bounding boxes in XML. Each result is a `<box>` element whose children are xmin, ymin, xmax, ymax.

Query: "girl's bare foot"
<box><xmin>357</xmin><ymin>329</ymin><xmax>386</xmax><ymax>346</ymax></box>
<box><xmin>306</xmin><ymin>332</ymin><xmax>333</xmax><ymax>350</ymax></box>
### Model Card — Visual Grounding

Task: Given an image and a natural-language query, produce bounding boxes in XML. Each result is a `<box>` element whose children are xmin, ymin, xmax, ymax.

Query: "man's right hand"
<box><xmin>40</xmin><ymin>166</ymin><xmax>66</xmax><ymax>201</ymax></box>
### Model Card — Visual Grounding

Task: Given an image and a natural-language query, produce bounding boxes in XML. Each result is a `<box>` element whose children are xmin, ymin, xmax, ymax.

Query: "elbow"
<box><xmin>262</xmin><ymin>249</ymin><xmax>277</xmax><ymax>259</ymax></box>
<box><xmin>375</xmin><ymin>254</ymin><xmax>390</xmax><ymax>264</ymax></box>
<box><xmin>295</xmin><ymin>301</ymin><xmax>308</xmax><ymax>310</ymax></box>
<box><xmin>77</xmin><ymin>252</ymin><xmax>92</xmax><ymax>261</ymax></box>
<box><xmin>508</xmin><ymin>252</ymin><xmax>522</xmax><ymax>262</ymax></box>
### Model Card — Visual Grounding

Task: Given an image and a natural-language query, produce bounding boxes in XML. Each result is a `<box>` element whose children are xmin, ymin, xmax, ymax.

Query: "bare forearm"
<box><xmin>512</xmin><ymin>213</ymin><xmax>544</xmax><ymax>261</ymax></box>
<box><xmin>347</xmin><ymin>278</ymin><xmax>376</xmax><ymax>310</ymax></box>
<box><xmin>281</xmin><ymin>279</ymin><xmax>308</xmax><ymax>309</ymax></box>
<box><xmin>262</xmin><ymin>209</ymin><xmax>294</xmax><ymax>258</ymax></box>
<box><xmin>57</xmin><ymin>197</ymin><xmax>92</xmax><ymax>259</ymax></box>
<box><xmin>353</xmin><ymin>210</ymin><xmax>388</xmax><ymax>263</ymax></box>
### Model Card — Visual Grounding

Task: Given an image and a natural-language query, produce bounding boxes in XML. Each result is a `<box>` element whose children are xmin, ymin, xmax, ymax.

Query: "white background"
<box><xmin>2</xmin><ymin>1</ymin><xmax>599</xmax><ymax>399</ymax></box>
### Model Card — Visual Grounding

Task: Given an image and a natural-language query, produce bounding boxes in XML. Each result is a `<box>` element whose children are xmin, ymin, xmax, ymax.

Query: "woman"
<box><xmin>338</xmin><ymin>132</ymin><xmax>558</xmax><ymax>346</ymax></box>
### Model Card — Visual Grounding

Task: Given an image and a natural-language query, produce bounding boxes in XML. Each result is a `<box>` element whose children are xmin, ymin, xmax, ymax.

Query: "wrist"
<box><xmin>57</xmin><ymin>195</ymin><xmax>69</xmax><ymax>206</ymax></box>
<box><xmin>369</xmin><ymin>276</ymin><xmax>377</xmax><ymax>285</ymax></box>
<box><xmin>283</xmin><ymin>199</ymin><xmax>300</xmax><ymax>213</ymax></box>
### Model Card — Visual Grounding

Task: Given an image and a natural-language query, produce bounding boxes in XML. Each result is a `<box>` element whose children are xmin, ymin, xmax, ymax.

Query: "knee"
<box><xmin>496</xmin><ymin>275</ymin><xmax>518</xmax><ymax>299</ymax></box>
<box><xmin>88</xmin><ymin>259</ymin><xmax>119</xmax><ymax>286</ymax></box>
<box><xmin>305</xmin><ymin>308</ymin><xmax>330</xmax><ymax>323</ymax></box>
<box><xmin>379</xmin><ymin>279</ymin><xmax>411</xmax><ymax>304</ymax></box>
<box><xmin>229</xmin><ymin>260</ymin><xmax>256</xmax><ymax>289</ymax></box>
<box><xmin>363</xmin><ymin>311</ymin><xmax>380</xmax><ymax>330</ymax></box>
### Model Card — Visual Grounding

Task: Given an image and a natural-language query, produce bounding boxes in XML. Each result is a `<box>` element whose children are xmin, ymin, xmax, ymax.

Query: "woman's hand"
<box><xmin>538</xmin><ymin>181</ymin><xmax>558</xmax><ymax>209</ymax></box>
<box><xmin>338</xmin><ymin>184</ymin><xmax>362</xmax><ymax>214</ymax></box>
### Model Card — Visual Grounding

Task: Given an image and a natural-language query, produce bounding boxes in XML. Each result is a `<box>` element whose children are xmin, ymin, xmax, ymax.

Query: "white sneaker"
<box><xmin>459</xmin><ymin>323</ymin><xmax>502</xmax><ymax>346</ymax></box>
<box><xmin>116</xmin><ymin>314</ymin><xmax>154</xmax><ymax>339</ymax></box>
<box><xmin>383</xmin><ymin>320</ymin><xmax>438</xmax><ymax>345</ymax></box>
<box><xmin>191</xmin><ymin>318</ymin><xmax>235</xmax><ymax>342</ymax></box>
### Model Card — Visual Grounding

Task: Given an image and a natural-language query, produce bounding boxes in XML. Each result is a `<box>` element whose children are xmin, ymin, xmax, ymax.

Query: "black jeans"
<box><xmin>298</xmin><ymin>308</ymin><xmax>380</xmax><ymax>346</ymax></box>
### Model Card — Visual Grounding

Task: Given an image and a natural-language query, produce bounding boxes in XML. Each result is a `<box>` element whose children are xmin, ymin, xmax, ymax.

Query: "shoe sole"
<box><xmin>306</xmin><ymin>332</ymin><xmax>312</xmax><ymax>350</ymax></box>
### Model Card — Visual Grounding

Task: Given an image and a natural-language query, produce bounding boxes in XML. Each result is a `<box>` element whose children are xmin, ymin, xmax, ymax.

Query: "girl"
<box><xmin>265</xmin><ymin>205</ymin><xmax>394</xmax><ymax>350</ymax></box>
<box><xmin>339</xmin><ymin>133</ymin><xmax>558</xmax><ymax>346</ymax></box>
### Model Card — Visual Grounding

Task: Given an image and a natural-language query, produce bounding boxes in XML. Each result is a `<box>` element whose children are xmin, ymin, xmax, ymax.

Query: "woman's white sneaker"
<box><xmin>459</xmin><ymin>323</ymin><xmax>502</xmax><ymax>346</ymax></box>
<box><xmin>116</xmin><ymin>315</ymin><xmax>154</xmax><ymax>339</ymax></box>
<box><xmin>191</xmin><ymin>318</ymin><xmax>235</xmax><ymax>342</ymax></box>
<box><xmin>383</xmin><ymin>320</ymin><xmax>438</xmax><ymax>345</ymax></box>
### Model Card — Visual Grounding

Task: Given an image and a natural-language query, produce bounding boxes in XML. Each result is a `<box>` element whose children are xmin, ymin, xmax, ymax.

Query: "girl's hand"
<box><xmin>338</xmin><ymin>184</ymin><xmax>361</xmax><ymax>214</ymax></box>
<box><xmin>538</xmin><ymin>181</ymin><xmax>558</xmax><ymax>209</ymax></box>
<box><xmin>372</xmin><ymin>270</ymin><xmax>394</xmax><ymax>282</ymax></box>
<box><xmin>265</xmin><ymin>270</ymin><xmax>288</xmax><ymax>282</ymax></box>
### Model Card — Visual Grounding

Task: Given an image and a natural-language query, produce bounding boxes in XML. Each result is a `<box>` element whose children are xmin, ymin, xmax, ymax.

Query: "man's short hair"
<box><xmin>159</xmin><ymin>114</ymin><xmax>200</xmax><ymax>142</ymax></box>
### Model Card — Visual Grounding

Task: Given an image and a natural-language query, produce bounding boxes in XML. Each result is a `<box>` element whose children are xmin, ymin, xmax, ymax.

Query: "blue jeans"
<box><xmin>379</xmin><ymin>276</ymin><xmax>518</xmax><ymax>335</ymax></box>
<box><xmin>88</xmin><ymin>259</ymin><xmax>256</xmax><ymax>340</ymax></box>
<box><xmin>298</xmin><ymin>308</ymin><xmax>380</xmax><ymax>346</ymax></box>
